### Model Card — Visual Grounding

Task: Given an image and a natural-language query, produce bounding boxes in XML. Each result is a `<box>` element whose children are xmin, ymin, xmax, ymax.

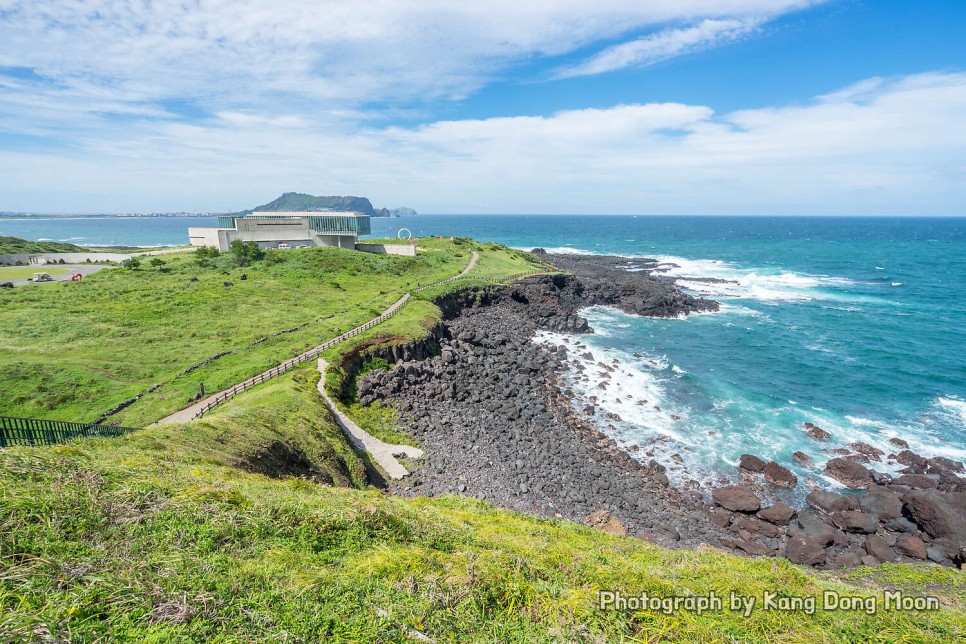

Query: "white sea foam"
<box><xmin>937</xmin><ymin>396</ymin><xmax>966</xmax><ymax>427</ymax></box>
<box><xmin>521</xmin><ymin>246</ymin><xmax>595</xmax><ymax>255</ymax></box>
<box><xmin>649</xmin><ymin>254</ymin><xmax>870</xmax><ymax>304</ymax></box>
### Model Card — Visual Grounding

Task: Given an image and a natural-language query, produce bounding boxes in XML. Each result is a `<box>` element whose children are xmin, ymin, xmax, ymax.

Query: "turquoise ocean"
<box><xmin>4</xmin><ymin>214</ymin><xmax>964</xmax><ymax>495</ymax></box>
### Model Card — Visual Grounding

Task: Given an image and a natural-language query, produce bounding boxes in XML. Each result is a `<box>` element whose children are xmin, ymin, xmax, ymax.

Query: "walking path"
<box><xmin>156</xmin><ymin>251</ymin><xmax>479</xmax><ymax>424</ymax></box>
<box><xmin>316</xmin><ymin>358</ymin><xmax>423</xmax><ymax>479</ymax></box>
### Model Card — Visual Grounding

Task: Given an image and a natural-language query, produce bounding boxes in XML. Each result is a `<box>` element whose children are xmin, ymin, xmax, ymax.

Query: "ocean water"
<box><xmin>373</xmin><ymin>215</ymin><xmax>966</xmax><ymax>497</ymax></box>
<box><xmin>0</xmin><ymin>216</ymin><xmax>219</xmax><ymax>247</ymax></box>
<box><xmin>7</xmin><ymin>214</ymin><xmax>965</xmax><ymax>496</ymax></box>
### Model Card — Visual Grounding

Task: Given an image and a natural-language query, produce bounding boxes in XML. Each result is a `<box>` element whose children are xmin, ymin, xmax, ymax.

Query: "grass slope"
<box><xmin>0</xmin><ymin>239</ymin><xmax>538</xmax><ymax>426</ymax></box>
<box><xmin>0</xmin><ymin>237</ymin><xmax>88</xmax><ymax>255</ymax></box>
<box><xmin>0</xmin><ymin>372</ymin><xmax>961</xmax><ymax>641</ymax></box>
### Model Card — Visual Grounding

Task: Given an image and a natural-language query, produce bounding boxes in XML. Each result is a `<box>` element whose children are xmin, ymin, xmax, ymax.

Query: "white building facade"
<box><xmin>188</xmin><ymin>211</ymin><xmax>371</xmax><ymax>252</ymax></box>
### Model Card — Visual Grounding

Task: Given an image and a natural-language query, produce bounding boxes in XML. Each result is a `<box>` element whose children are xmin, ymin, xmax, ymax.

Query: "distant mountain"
<box><xmin>241</xmin><ymin>192</ymin><xmax>391</xmax><ymax>217</ymax></box>
<box><xmin>390</xmin><ymin>207</ymin><xmax>417</xmax><ymax>216</ymax></box>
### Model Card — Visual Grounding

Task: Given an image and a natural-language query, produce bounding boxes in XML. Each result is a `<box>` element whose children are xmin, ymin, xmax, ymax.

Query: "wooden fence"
<box><xmin>0</xmin><ymin>415</ymin><xmax>139</xmax><ymax>447</ymax></box>
<box><xmin>191</xmin><ymin>293</ymin><xmax>411</xmax><ymax>418</ymax></box>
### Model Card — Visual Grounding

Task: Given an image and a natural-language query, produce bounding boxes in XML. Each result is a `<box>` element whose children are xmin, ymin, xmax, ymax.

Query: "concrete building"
<box><xmin>188</xmin><ymin>211</ymin><xmax>371</xmax><ymax>252</ymax></box>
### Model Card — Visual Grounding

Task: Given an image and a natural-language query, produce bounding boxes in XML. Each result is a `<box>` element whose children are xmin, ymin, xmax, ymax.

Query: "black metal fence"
<box><xmin>0</xmin><ymin>415</ymin><xmax>139</xmax><ymax>447</ymax></box>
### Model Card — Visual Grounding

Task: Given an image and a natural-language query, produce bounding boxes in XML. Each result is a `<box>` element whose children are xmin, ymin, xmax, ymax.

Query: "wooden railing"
<box><xmin>191</xmin><ymin>293</ymin><xmax>411</xmax><ymax>418</ymax></box>
<box><xmin>0</xmin><ymin>415</ymin><xmax>139</xmax><ymax>447</ymax></box>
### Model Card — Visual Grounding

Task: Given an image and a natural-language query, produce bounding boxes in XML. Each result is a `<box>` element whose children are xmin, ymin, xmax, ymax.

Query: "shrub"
<box><xmin>230</xmin><ymin>240</ymin><xmax>265</xmax><ymax>266</ymax></box>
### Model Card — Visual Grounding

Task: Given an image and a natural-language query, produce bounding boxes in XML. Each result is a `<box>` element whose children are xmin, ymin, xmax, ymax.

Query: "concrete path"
<box><xmin>316</xmin><ymin>358</ymin><xmax>423</xmax><ymax>479</ymax></box>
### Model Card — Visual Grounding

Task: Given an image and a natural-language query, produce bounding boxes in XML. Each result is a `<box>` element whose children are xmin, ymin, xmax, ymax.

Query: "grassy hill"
<box><xmin>0</xmin><ymin>368</ymin><xmax>962</xmax><ymax>641</ymax></box>
<box><xmin>0</xmin><ymin>238</ymin><xmax>539</xmax><ymax>426</ymax></box>
<box><xmin>0</xmin><ymin>236</ymin><xmax>88</xmax><ymax>255</ymax></box>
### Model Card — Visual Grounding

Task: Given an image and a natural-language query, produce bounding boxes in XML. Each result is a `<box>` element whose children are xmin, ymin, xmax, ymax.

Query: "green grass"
<box><xmin>0</xmin><ymin>236</ymin><xmax>88</xmax><ymax>255</ymax></box>
<box><xmin>0</xmin><ymin>388</ymin><xmax>962</xmax><ymax>641</ymax></box>
<box><xmin>0</xmin><ymin>266</ymin><xmax>71</xmax><ymax>281</ymax></box>
<box><xmin>0</xmin><ymin>241</ymin><xmax>537</xmax><ymax>426</ymax></box>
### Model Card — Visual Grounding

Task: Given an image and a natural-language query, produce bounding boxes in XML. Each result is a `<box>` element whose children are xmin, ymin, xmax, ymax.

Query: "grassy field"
<box><xmin>0</xmin><ymin>266</ymin><xmax>71</xmax><ymax>281</ymax></box>
<box><xmin>0</xmin><ymin>239</ymin><xmax>538</xmax><ymax>426</ymax></box>
<box><xmin>0</xmin><ymin>370</ymin><xmax>962</xmax><ymax>641</ymax></box>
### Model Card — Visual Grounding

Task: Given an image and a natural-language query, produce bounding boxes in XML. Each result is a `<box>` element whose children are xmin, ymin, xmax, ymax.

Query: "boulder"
<box><xmin>928</xmin><ymin>456</ymin><xmax>965</xmax><ymax>474</ymax></box>
<box><xmin>926</xmin><ymin>546</ymin><xmax>946</xmax><ymax>564</ymax></box>
<box><xmin>764</xmin><ymin>461</ymin><xmax>798</xmax><ymax>488</ymax></box>
<box><xmin>902</xmin><ymin>489</ymin><xmax>966</xmax><ymax>541</ymax></box>
<box><xmin>803</xmin><ymin>422</ymin><xmax>831</xmax><ymax>440</ymax></box>
<box><xmin>830</xmin><ymin>510</ymin><xmax>879</xmax><ymax>534</ymax></box>
<box><xmin>859</xmin><ymin>488</ymin><xmax>903</xmax><ymax>521</ymax></box>
<box><xmin>793</xmin><ymin>451</ymin><xmax>813</xmax><ymax>467</ymax></box>
<box><xmin>733</xmin><ymin>515</ymin><xmax>781</xmax><ymax>539</ymax></box>
<box><xmin>895</xmin><ymin>473</ymin><xmax>937</xmax><ymax>489</ymax></box>
<box><xmin>831</xmin><ymin>552</ymin><xmax>863</xmax><ymax>568</ymax></box>
<box><xmin>738</xmin><ymin>454</ymin><xmax>767</xmax><ymax>473</ymax></box>
<box><xmin>734</xmin><ymin>539</ymin><xmax>776</xmax><ymax>557</ymax></box>
<box><xmin>896</xmin><ymin>535</ymin><xmax>928</xmax><ymax>560</ymax></box>
<box><xmin>785</xmin><ymin>534</ymin><xmax>828</xmax><ymax>566</ymax></box>
<box><xmin>792</xmin><ymin>509</ymin><xmax>837</xmax><ymax>545</ymax></box>
<box><xmin>889</xmin><ymin>437</ymin><xmax>910</xmax><ymax>449</ymax></box>
<box><xmin>865</xmin><ymin>535</ymin><xmax>895</xmax><ymax>563</ymax></box>
<box><xmin>807</xmin><ymin>490</ymin><xmax>857</xmax><ymax>513</ymax></box>
<box><xmin>585</xmin><ymin>510</ymin><xmax>628</xmax><ymax>536</ymax></box>
<box><xmin>758</xmin><ymin>503</ymin><xmax>796</xmax><ymax>525</ymax></box>
<box><xmin>713</xmin><ymin>486</ymin><xmax>761</xmax><ymax>513</ymax></box>
<box><xmin>884</xmin><ymin>516</ymin><xmax>918</xmax><ymax>533</ymax></box>
<box><xmin>824</xmin><ymin>457</ymin><xmax>873</xmax><ymax>488</ymax></box>
<box><xmin>850</xmin><ymin>442</ymin><xmax>885</xmax><ymax>461</ymax></box>
<box><xmin>896</xmin><ymin>450</ymin><xmax>928</xmax><ymax>468</ymax></box>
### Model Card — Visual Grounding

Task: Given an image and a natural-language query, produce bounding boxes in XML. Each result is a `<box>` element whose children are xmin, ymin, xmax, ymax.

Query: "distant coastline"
<box><xmin>0</xmin><ymin>212</ymin><xmax>219</xmax><ymax>219</ymax></box>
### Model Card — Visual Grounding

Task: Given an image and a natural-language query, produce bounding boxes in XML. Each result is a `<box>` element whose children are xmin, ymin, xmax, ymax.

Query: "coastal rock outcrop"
<box><xmin>825</xmin><ymin>457</ymin><xmax>873</xmax><ymax>488</ymax></box>
<box><xmin>346</xmin><ymin>256</ymin><xmax>965</xmax><ymax>571</ymax></box>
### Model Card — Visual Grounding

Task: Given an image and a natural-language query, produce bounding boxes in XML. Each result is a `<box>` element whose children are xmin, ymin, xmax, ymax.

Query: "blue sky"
<box><xmin>1</xmin><ymin>0</ymin><xmax>965</xmax><ymax>214</ymax></box>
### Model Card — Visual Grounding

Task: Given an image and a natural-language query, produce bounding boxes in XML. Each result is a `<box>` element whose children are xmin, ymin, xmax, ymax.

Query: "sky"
<box><xmin>0</xmin><ymin>0</ymin><xmax>965</xmax><ymax>214</ymax></box>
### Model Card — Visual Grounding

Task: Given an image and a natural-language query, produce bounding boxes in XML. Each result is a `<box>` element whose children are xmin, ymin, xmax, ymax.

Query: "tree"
<box><xmin>229</xmin><ymin>239</ymin><xmax>264</xmax><ymax>266</ymax></box>
<box><xmin>149</xmin><ymin>257</ymin><xmax>166</xmax><ymax>270</ymax></box>
<box><xmin>194</xmin><ymin>246</ymin><xmax>219</xmax><ymax>259</ymax></box>
<box><xmin>124</xmin><ymin>257</ymin><xmax>141</xmax><ymax>270</ymax></box>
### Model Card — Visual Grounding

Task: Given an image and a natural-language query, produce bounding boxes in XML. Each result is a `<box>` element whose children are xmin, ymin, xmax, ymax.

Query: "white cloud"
<box><xmin>0</xmin><ymin>1</ymin><xmax>826</xmax><ymax>120</ymax></box>
<box><xmin>1</xmin><ymin>72</ymin><xmax>964</xmax><ymax>215</ymax></box>
<box><xmin>556</xmin><ymin>18</ymin><xmax>764</xmax><ymax>78</ymax></box>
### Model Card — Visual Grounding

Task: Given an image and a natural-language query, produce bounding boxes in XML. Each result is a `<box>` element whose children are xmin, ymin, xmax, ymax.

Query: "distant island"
<box><xmin>240</xmin><ymin>192</ymin><xmax>416</xmax><ymax>218</ymax></box>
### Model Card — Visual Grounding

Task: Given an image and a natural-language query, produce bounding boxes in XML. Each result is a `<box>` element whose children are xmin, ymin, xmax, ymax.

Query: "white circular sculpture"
<box><xmin>397</xmin><ymin>228</ymin><xmax>413</xmax><ymax>241</ymax></box>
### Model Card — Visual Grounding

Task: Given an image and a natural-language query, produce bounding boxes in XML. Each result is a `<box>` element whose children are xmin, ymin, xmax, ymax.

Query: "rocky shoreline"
<box><xmin>353</xmin><ymin>253</ymin><xmax>965</xmax><ymax>569</ymax></box>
